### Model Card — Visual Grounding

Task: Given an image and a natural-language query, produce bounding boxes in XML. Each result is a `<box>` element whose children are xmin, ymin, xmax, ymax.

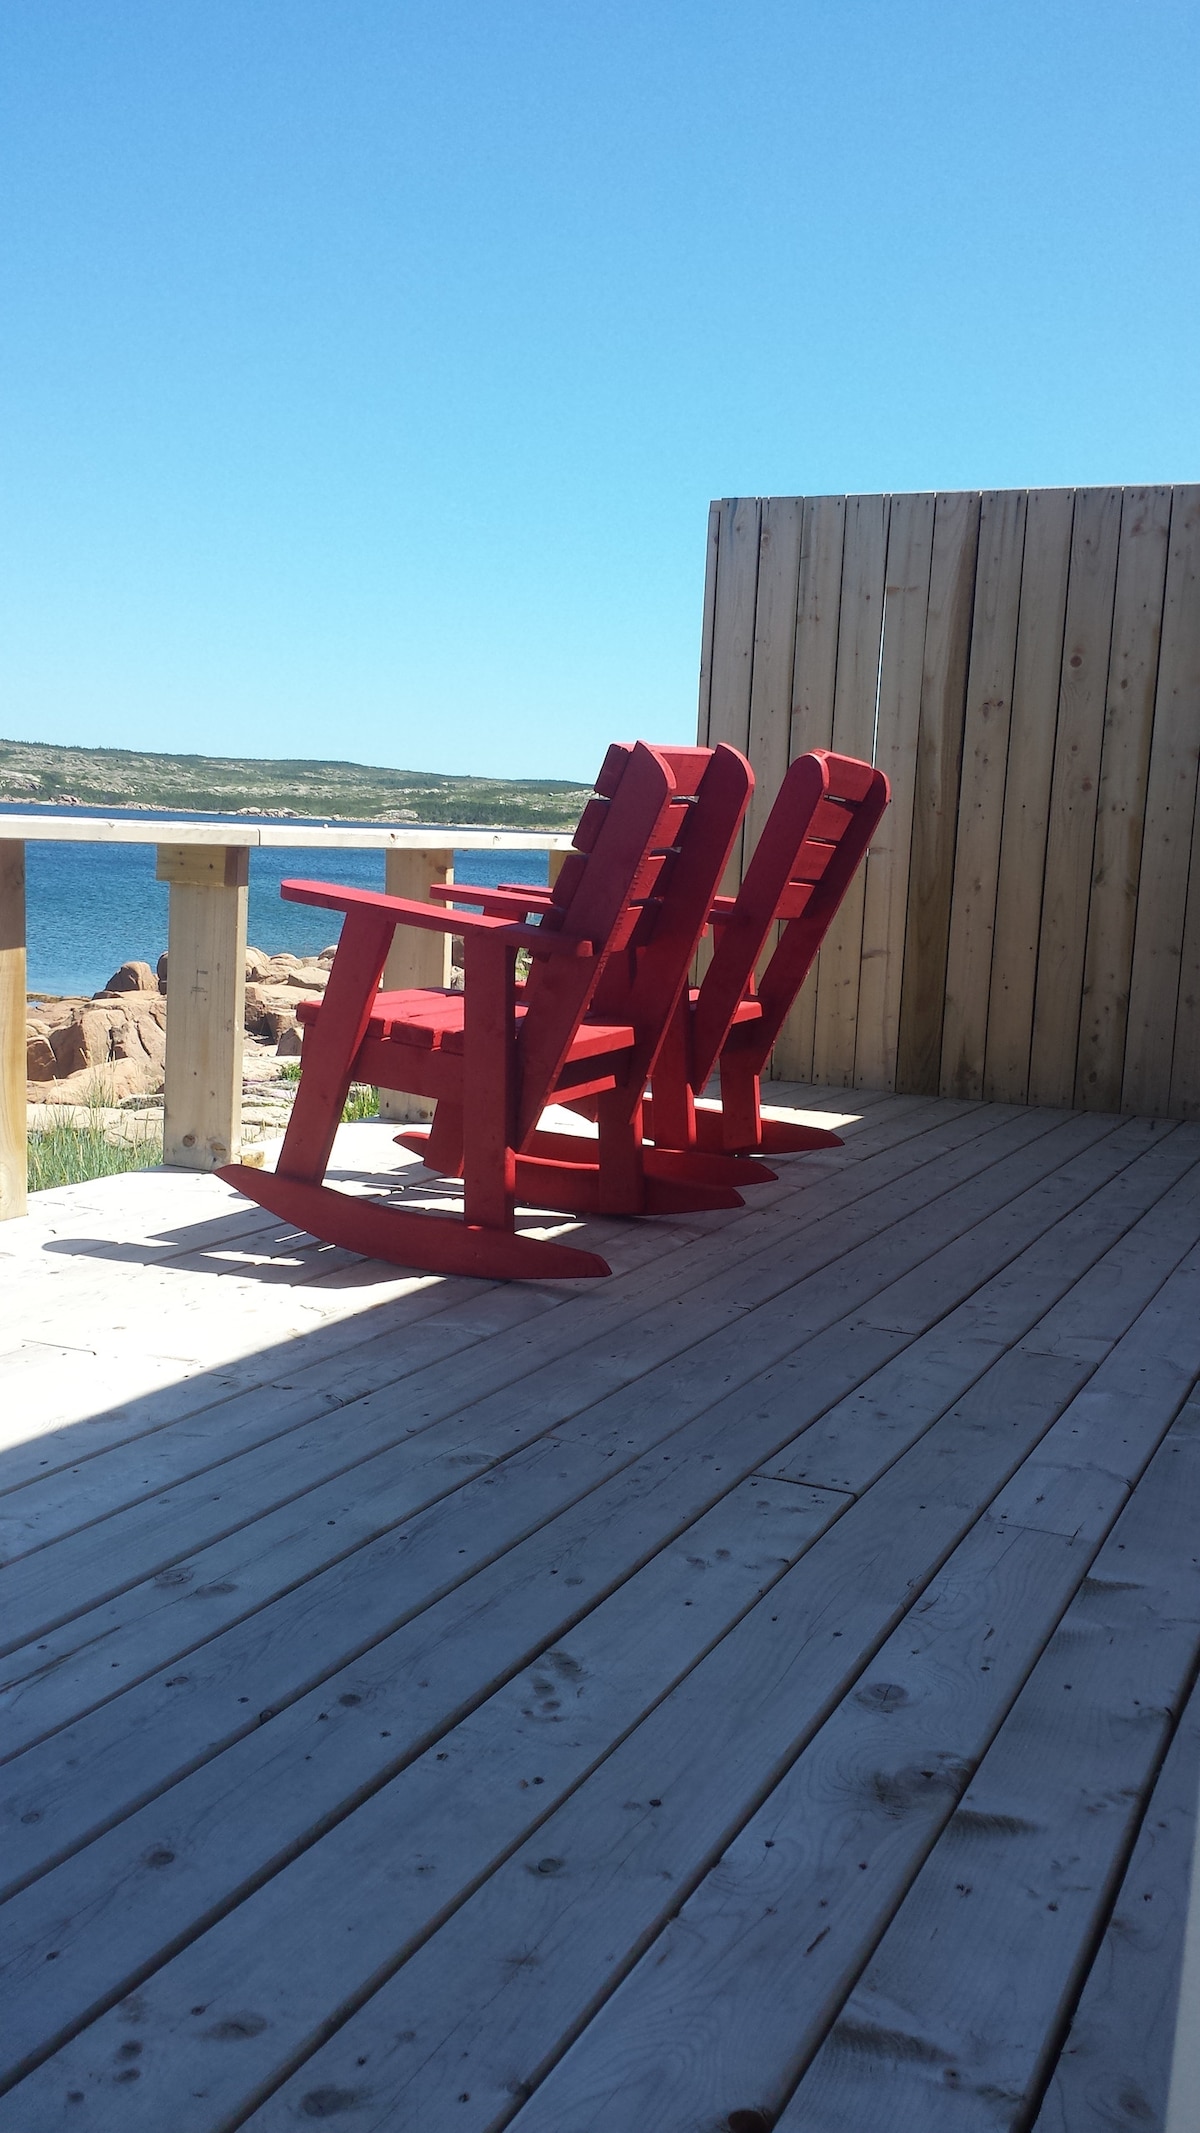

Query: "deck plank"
<box><xmin>783</xmin><ymin>1400</ymin><xmax>1200</xmax><ymax>2132</ymax></box>
<box><xmin>1032</xmin><ymin>1660</ymin><xmax>1200</xmax><ymax>2132</ymax></box>
<box><xmin>0</xmin><ymin>1098</ymin><xmax>1197</xmax><ymax>2132</ymax></box>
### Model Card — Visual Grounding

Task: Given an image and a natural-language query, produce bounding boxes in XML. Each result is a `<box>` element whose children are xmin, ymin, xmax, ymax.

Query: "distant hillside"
<box><xmin>0</xmin><ymin>737</ymin><xmax>592</xmax><ymax>830</ymax></box>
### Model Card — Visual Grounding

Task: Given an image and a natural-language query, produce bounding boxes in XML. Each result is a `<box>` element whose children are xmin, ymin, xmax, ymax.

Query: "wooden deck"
<box><xmin>1</xmin><ymin>1088</ymin><xmax>1198</xmax><ymax>2132</ymax></box>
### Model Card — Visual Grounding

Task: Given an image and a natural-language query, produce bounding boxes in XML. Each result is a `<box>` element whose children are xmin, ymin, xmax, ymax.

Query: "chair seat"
<box><xmin>296</xmin><ymin>988</ymin><xmax>636</xmax><ymax>1060</ymax></box>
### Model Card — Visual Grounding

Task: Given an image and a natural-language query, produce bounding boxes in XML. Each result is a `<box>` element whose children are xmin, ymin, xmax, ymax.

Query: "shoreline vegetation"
<box><xmin>24</xmin><ymin>941</ymin><xmax>382</xmax><ymax>1192</ymax></box>
<box><xmin>1</xmin><ymin>735</ymin><xmax>592</xmax><ymax>829</ymax></box>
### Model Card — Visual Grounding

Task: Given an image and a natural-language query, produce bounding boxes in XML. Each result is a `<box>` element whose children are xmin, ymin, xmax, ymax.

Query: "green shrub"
<box><xmin>276</xmin><ymin>1060</ymin><xmax>376</xmax><ymax>1120</ymax></box>
<box><xmin>341</xmin><ymin>1084</ymin><xmax>380</xmax><ymax>1122</ymax></box>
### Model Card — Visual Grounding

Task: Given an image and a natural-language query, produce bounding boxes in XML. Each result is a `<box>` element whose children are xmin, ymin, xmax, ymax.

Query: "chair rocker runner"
<box><xmin>217</xmin><ymin>740</ymin><xmax>754</xmax><ymax>1281</ymax></box>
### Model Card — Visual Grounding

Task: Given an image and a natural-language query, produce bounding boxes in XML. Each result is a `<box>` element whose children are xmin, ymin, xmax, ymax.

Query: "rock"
<box><xmin>257</xmin><ymin>1006</ymin><xmax>301</xmax><ymax>1043</ymax></box>
<box><xmin>156</xmin><ymin>952</ymin><xmax>169</xmax><ymax>994</ymax></box>
<box><xmin>110</xmin><ymin>999</ymin><xmax>167</xmax><ymax>1067</ymax></box>
<box><xmin>39</xmin><ymin>994</ymin><xmax>166</xmax><ymax>1096</ymax></box>
<box><xmin>27</xmin><ymin>1034</ymin><xmax>57</xmax><ymax>1081</ymax></box>
<box><xmin>50</xmin><ymin>1009</ymin><xmax>113</xmax><ymax>1076</ymax></box>
<box><xmin>282</xmin><ymin>964</ymin><xmax>329</xmax><ymax>990</ymax></box>
<box><xmin>245</xmin><ymin>946</ymin><xmax>275</xmax><ymax>981</ymax></box>
<box><xmin>30</xmin><ymin>1058</ymin><xmax>150</xmax><ymax>1106</ymax></box>
<box><xmin>275</xmin><ymin>1024</ymin><xmax>304</xmax><ymax>1057</ymax></box>
<box><xmin>99</xmin><ymin>960</ymin><xmax>157</xmax><ymax>995</ymax></box>
<box><xmin>318</xmin><ymin>946</ymin><xmax>338</xmax><ymax>962</ymax></box>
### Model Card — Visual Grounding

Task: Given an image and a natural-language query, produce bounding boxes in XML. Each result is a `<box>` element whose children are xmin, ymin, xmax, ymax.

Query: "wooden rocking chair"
<box><xmin>461</xmin><ymin>749</ymin><xmax>889</xmax><ymax>1170</ymax></box>
<box><xmin>645</xmin><ymin>748</ymin><xmax>890</xmax><ymax>1160</ymax></box>
<box><xmin>217</xmin><ymin>740</ymin><xmax>752</xmax><ymax>1281</ymax></box>
<box><xmin>406</xmin><ymin>741</ymin><xmax>760</xmax><ymax>1204</ymax></box>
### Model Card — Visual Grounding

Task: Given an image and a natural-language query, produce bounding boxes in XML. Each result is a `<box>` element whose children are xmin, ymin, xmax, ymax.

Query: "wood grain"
<box><xmin>742</xmin><ymin>496</ymin><xmax>805</xmax><ymax>878</ymax></box>
<box><xmin>1075</xmin><ymin>487</ymin><xmax>1173</xmax><ymax>1110</ymax></box>
<box><xmin>1034</xmin><ymin>1652</ymin><xmax>1200</xmax><ymax>2132</ymax></box>
<box><xmin>854</xmin><ymin>491</ymin><xmax>935</xmax><ymax>1090</ymax></box>
<box><xmin>895</xmin><ymin>490</ymin><xmax>980</xmax><ymax>1094</ymax></box>
<box><xmin>784</xmin><ymin>1411</ymin><xmax>1200</xmax><ymax>2132</ymax></box>
<box><xmin>773</xmin><ymin>493</ymin><xmax>847</xmax><ymax>1081</ymax></box>
<box><xmin>984</xmin><ymin>489</ymin><xmax>1075</xmax><ymax>1102</ymax></box>
<box><xmin>940</xmin><ymin>489</ymin><xmax>1029</xmax><ymax>1099</ymax></box>
<box><xmin>3</xmin><ymin>1092</ymin><xmax>1199</xmax><ymax>2129</ymax></box>
<box><xmin>813</xmin><ymin>493</ymin><xmax>890</xmax><ymax>1085</ymax></box>
<box><xmin>1028</xmin><ymin>487</ymin><xmax>1122</xmax><ymax>1105</ymax></box>
<box><xmin>1124</xmin><ymin>485</ymin><xmax>1200</xmax><ymax>1115</ymax></box>
<box><xmin>159</xmin><ymin>851</ymin><xmax>249</xmax><ymax>1170</ymax></box>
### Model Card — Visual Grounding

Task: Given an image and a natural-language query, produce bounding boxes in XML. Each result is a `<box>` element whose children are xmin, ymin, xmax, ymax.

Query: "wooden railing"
<box><xmin>0</xmin><ymin>819</ymin><xmax>572</xmax><ymax>1221</ymax></box>
<box><xmin>699</xmin><ymin>486</ymin><xmax>1200</xmax><ymax>1118</ymax></box>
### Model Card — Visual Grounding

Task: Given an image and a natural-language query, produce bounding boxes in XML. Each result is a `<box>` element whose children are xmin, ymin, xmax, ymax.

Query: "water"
<box><xmin>3</xmin><ymin>806</ymin><xmax>551</xmax><ymax>996</ymax></box>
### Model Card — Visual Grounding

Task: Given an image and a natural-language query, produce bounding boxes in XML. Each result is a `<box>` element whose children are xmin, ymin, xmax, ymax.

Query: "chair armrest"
<box><xmin>280</xmin><ymin>879</ymin><xmax>592</xmax><ymax>958</ymax></box>
<box><xmin>427</xmin><ymin>884</ymin><xmax>552</xmax><ymax>918</ymax></box>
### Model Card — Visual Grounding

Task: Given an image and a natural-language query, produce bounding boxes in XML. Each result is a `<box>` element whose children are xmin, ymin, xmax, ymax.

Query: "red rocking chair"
<box><xmin>217</xmin><ymin>740</ymin><xmax>753</xmax><ymax>1281</ymax></box>
<box><xmin>646</xmin><ymin>748</ymin><xmax>890</xmax><ymax>1161</ymax></box>
<box><xmin>455</xmin><ymin>749</ymin><xmax>890</xmax><ymax>1174</ymax></box>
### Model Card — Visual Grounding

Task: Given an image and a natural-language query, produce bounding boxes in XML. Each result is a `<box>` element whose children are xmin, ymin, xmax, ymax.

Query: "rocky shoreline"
<box><xmin>26</xmin><ymin>944</ymin><xmax>339</xmax><ymax>1106</ymax></box>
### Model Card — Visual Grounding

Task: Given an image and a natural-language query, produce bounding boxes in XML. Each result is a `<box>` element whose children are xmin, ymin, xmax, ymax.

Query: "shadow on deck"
<box><xmin>1</xmin><ymin>1086</ymin><xmax>1198</xmax><ymax>2132</ymax></box>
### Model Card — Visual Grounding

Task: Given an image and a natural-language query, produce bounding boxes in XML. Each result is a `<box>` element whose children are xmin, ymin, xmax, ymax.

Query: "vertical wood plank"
<box><xmin>1166</xmin><ymin>1736</ymin><xmax>1200</xmax><ymax>2133</ymax></box>
<box><xmin>704</xmin><ymin>498</ymin><xmax>762</xmax><ymax>756</ymax></box>
<box><xmin>1125</xmin><ymin>484</ymin><xmax>1200</xmax><ymax>1114</ymax></box>
<box><xmin>1074</xmin><ymin>487</ymin><xmax>1173</xmax><ymax>1109</ymax></box>
<box><xmin>0</xmin><ymin>841</ymin><xmax>27</xmax><ymax>1222</ymax></box>
<box><xmin>983</xmin><ymin>488</ymin><xmax>1075</xmax><ymax>1102</ymax></box>
<box><xmin>853</xmin><ymin>491</ymin><xmax>936</xmax><ymax>1090</ymax></box>
<box><xmin>939</xmin><ymin>490</ymin><xmax>1029</xmax><ymax>1098</ymax></box>
<box><xmin>772</xmin><ymin>494</ymin><xmax>846</xmax><ymax>1082</ymax></box>
<box><xmin>377</xmin><ymin>848</ymin><xmax>455</xmax><ymax>1125</ymax></box>
<box><xmin>895</xmin><ymin>490</ymin><xmax>980</xmax><ymax>1094</ymax></box>
<box><xmin>812</xmin><ymin>493</ymin><xmax>890</xmax><ymax>1085</ymax></box>
<box><xmin>742</xmin><ymin>498</ymin><xmax>805</xmax><ymax>870</ymax></box>
<box><xmin>695</xmin><ymin>501</ymin><xmax>722</xmax><ymax>746</ymax></box>
<box><xmin>160</xmin><ymin>848</ymin><xmax>249</xmax><ymax>1170</ymax></box>
<box><xmin>701</xmin><ymin>498</ymin><xmax>763</xmax><ymax>945</ymax></box>
<box><xmin>1028</xmin><ymin>486</ymin><xmax>1123</xmax><ymax>1106</ymax></box>
<box><xmin>1169</xmin><ymin>796</ymin><xmax>1200</xmax><ymax>1121</ymax></box>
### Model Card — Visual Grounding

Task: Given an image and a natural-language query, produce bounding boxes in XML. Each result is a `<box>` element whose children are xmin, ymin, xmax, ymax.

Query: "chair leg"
<box><xmin>461</xmin><ymin>934</ymin><xmax>517</xmax><ymax>1232</ymax></box>
<box><xmin>277</xmin><ymin>910</ymin><xmax>396</xmax><ymax>1184</ymax></box>
<box><xmin>647</xmin><ymin>1000</ymin><xmax>697</xmax><ymax>1151</ymax></box>
<box><xmin>718</xmin><ymin>1043</ymin><xmax>762</xmax><ymax>1152</ymax></box>
<box><xmin>593</xmin><ymin>1090</ymin><xmax>646</xmax><ymax>1214</ymax></box>
<box><xmin>425</xmin><ymin>1099</ymin><xmax>465</xmax><ymax>1175</ymax></box>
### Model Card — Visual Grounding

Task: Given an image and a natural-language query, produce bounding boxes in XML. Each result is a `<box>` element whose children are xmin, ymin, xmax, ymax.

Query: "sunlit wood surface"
<box><xmin>1</xmin><ymin>1088</ymin><xmax>1198</xmax><ymax>2131</ymax></box>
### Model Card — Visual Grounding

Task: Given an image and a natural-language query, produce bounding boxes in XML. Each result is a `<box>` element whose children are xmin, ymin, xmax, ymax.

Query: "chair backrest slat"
<box><xmin>514</xmin><ymin>741</ymin><xmax>678</xmax><ymax>1139</ymax></box>
<box><xmin>587</xmin><ymin>742</ymin><xmax>753</xmax><ymax>1096</ymax></box>
<box><xmin>515</xmin><ymin>741</ymin><xmax>753</xmax><ymax>1142</ymax></box>
<box><xmin>690</xmin><ymin>749</ymin><xmax>889</xmax><ymax>1089</ymax></box>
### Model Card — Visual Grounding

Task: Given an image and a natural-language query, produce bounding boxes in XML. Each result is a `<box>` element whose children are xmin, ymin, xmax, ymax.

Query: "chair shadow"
<box><xmin>37</xmin><ymin>1162</ymin><xmax>597</xmax><ymax>1284</ymax></box>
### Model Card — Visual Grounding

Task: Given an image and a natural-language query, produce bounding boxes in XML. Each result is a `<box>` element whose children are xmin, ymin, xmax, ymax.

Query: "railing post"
<box><xmin>377</xmin><ymin>847</ymin><xmax>455</xmax><ymax>1124</ymax></box>
<box><xmin>0</xmin><ymin>840</ymin><xmax>27</xmax><ymax>1220</ymax></box>
<box><xmin>157</xmin><ymin>844</ymin><xmax>249</xmax><ymax>1169</ymax></box>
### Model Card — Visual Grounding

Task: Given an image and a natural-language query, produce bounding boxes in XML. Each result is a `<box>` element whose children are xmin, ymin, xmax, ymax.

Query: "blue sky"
<box><xmin>1</xmin><ymin>1</ymin><xmax>1196</xmax><ymax>782</ymax></box>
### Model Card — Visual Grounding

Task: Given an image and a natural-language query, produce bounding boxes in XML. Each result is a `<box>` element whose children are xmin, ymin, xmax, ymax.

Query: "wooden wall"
<box><xmin>697</xmin><ymin>487</ymin><xmax>1200</xmax><ymax>1117</ymax></box>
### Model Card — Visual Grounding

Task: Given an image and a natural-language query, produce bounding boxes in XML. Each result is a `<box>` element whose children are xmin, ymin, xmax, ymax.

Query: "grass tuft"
<box><xmin>276</xmin><ymin>1059</ymin><xmax>377</xmax><ymax>1121</ymax></box>
<box><xmin>28</xmin><ymin>1113</ymin><xmax>163</xmax><ymax>1192</ymax></box>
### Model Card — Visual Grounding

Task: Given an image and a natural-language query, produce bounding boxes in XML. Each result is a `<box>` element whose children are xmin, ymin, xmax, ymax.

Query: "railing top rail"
<box><xmin>0</xmin><ymin>816</ymin><xmax>574</xmax><ymax>851</ymax></box>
